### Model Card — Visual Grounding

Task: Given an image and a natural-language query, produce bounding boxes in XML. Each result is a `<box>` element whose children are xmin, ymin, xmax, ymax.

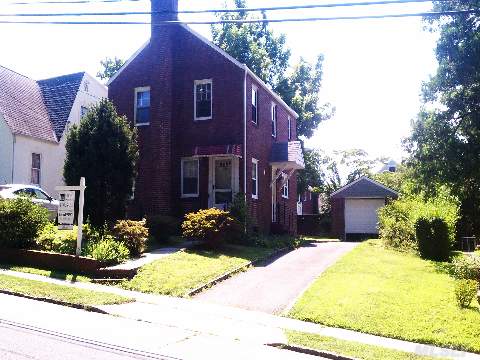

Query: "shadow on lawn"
<box><xmin>0</xmin><ymin>263</ymin><xmax>80</xmax><ymax>283</ymax></box>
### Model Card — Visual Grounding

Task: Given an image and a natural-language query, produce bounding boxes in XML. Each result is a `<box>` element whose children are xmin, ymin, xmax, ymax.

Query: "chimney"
<box><xmin>151</xmin><ymin>0</ymin><xmax>178</xmax><ymax>26</ymax></box>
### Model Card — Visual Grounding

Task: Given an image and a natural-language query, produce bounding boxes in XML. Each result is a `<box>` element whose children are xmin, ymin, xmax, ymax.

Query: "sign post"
<box><xmin>56</xmin><ymin>177</ymin><xmax>86</xmax><ymax>256</ymax></box>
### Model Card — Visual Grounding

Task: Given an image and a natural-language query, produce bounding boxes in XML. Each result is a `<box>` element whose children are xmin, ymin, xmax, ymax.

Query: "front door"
<box><xmin>213</xmin><ymin>158</ymin><xmax>233</xmax><ymax>210</ymax></box>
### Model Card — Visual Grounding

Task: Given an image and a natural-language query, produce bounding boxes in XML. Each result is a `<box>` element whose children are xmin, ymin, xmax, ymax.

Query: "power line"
<box><xmin>0</xmin><ymin>0</ymin><xmax>446</xmax><ymax>16</ymax></box>
<box><xmin>5</xmin><ymin>0</ymin><xmax>143</xmax><ymax>4</ymax></box>
<box><xmin>0</xmin><ymin>9</ymin><xmax>477</xmax><ymax>25</ymax></box>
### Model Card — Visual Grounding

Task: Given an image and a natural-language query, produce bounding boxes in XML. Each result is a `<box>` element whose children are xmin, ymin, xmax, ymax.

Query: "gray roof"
<box><xmin>331</xmin><ymin>176</ymin><xmax>398</xmax><ymax>199</ymax></box>
<box><xmin>0</xmin><ymin>65</ymin><xmax>57</xmax><ymax>142</ymax></box>
<box><xmin>270</xmin><ymin>141</ymin><xmax>305</xmax><ymax>170</ymax></box>
<box><xmin>38</xmin><ymin>72</ymin><xmax>84</xmax><ymax>139</ymax></box>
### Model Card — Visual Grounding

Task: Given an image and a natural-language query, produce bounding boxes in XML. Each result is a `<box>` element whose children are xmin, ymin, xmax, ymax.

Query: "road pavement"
<box><xmin>196</xmin><ymin>241</ymin><xmax>358</xmax><ymax>314</ymax></box>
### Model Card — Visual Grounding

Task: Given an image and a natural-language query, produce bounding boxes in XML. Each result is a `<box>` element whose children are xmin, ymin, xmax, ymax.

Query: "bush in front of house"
<box><xmin>0</xmin><ymin>198</ymin><xmax>50</xmax><ymax>249</ymax></box>
<box><xmin>454</xmin><ymin>279</ymin><xmax>478</xmax><ymax>308</ymax></box>
<box><xmin>147</xmin><ymin>215</ymin><xmax>182</xmax><ymax>243</ymax></box>
<box><xmin>36</xmin><ymin>223</ymin><xmax>77</xmax><ymax>255</ymax></box>
<box><xmin>113</xmin><ymin>219</ymin><xmax>148</xmax><ymax>257</ymax></box>
<box><xmin>415</xmin><ymin>217</ymin><xmax>451</xmax><ymax>261</ymax></box>
<box><xmin>83</xmin><ymin>235</ymin><xmax>130</xmax><ymax>265</ymax></box>
<box><xmin>182</xmin><ymin>208</ymin><xmax>241</xmax><ymax>248</ymax></box>
<box><xmin>453</xmin><ymin>254</ymin><xmax>480</xmax><ymax>281</ymax></box>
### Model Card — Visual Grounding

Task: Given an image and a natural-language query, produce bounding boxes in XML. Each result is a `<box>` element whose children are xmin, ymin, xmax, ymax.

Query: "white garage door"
<box><xmin>345</xmin><ymin>199</ymin><xmax>385</xmax><ymax>234</ymax></box>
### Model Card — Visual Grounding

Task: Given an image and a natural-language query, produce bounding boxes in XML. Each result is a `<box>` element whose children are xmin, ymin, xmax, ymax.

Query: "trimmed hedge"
<box><xmin>113</xmin><ymin>219</ymin><xmax>148</xmax><ymax>257</ymax></box>
<box><xmin>147</xmin><ymin>215</ymin><xmax>181</xmax><ymax>243</ymax></box>
<box><xmin>415</xmin><ymin>217</ymin><xmax>450</xmax><ymax>261</ymax></box>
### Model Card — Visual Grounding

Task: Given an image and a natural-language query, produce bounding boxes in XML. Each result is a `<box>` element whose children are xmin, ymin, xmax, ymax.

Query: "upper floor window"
<box><xmin>271</xmin><ymin>103</ymin><xmax>277</xmax><ymax>138</ymax></box>
<box><xmin>252</xmin><ymin>86</ymin><xmax>258</xmax><ymax>124</ymax></box>
<box><xmin>134</xmin><ymin>87</ymin><xmax>151</xmax><ymax>126</ymax></box>
<box><xmin>181</xmin><ymin>158</ymin><xmax>199</xmax><ymax>198</ymax></box>
<box><xmin>80</xmin><ymin>106</ymin><xmax>88</xmax><ymax>119</ymax></box>
<box><xmin>252</xmin><ymin>158</ymin><xmax>259</xmax><ymax>199</ymax></box>
<box><xmin>282</xmin><ymin>179</ymin><xmax>289</xmax><ymax>199</ymax></box>
<box><xmin>31</xmin><ymin>153</ymin><xmax>41</xmax><ymax>186</ymax></box>
<box><xmin>194</xmin><ymin>79</ymin><xmax>212</xmax><ymax>120</ymax></box>
<box><xmin>288</xmin><ymin>116</ymin><xmax>292</xmax><ymax>140</ymax></box>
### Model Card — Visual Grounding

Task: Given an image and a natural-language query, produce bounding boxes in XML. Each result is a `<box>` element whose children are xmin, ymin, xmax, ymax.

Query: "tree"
<box><xmin>297</xmin><ymin>149</ymin><xmax>328</xmax><ymax>194</ymax></box>
<box><xmin>406</xmin><ymin>0</ymin><xmax>480</xmax><ymax>236</ymax></box>
<box><xmin>64</xmin><ymin>99</ymin><xmax>139</xmax><ymax>228</ymax></box>
<box><xmin>211</xmin><ymin>0</ymin><xmax>333</xmax><ymax>139</ymax></box>
<box><xmin>97</xmin><ymin>57</ymin><xmax>125</xmax><ymax>81</ymax></box>
<box><xmin>336</xmin><ymin>149</ymin><xmax>379</xmax><ymax>184</ymax></box>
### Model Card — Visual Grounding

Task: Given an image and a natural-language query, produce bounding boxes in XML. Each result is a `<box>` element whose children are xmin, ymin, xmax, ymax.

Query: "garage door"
<box><xmin>345</xmin><ymin>199</ymin><xmax>385</xmax><ymax>234</ymax></box>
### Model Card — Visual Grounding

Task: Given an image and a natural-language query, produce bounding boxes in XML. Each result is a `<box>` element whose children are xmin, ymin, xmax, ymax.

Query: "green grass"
<box><xmin>121</xmin><ymin>245</ymin><xmax>275</xmax><ymax>297</ymax></box>
<box><xmin>0</xmin><ymin>274</ymin><xmax>132</xmax><ymax>306</ymax></box>
<box><xmin>0</xmin><ymin>264</ymin><xmax>91</xmax><ymax>283</ymax></box>
<box><xmin>286</xmin><ymin>331</ymin><xmax>445</xmax><ymax>360</ymax></box>
<box><xmin>289</xmin><ymin>240</ymin><xmax>480</xmax><ymax>353</ymax></box>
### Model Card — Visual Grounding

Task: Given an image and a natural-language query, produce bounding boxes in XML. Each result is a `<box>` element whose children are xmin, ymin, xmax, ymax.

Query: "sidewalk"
<box><xmin>2</xmin><ymin>269</ymin><xmax>480</xmax><ymax>359</ymax></box>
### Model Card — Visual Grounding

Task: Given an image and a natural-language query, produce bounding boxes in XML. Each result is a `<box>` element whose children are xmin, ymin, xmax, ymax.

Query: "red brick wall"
<box><xmin>331</xmin><ymin>197</ymin><xmax>345</xmax><ymax>240</ymax></box>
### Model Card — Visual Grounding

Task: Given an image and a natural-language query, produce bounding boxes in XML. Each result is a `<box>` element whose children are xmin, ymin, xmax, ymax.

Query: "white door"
<box><xmin>345</xmin><ymin>198</ymin><xmax>385</xmax><ymax>234</ymax></box>
<box><xmin>213</xmin><ymin>158</ymin><xmax>233</xmax><ymax>210</ymax></box>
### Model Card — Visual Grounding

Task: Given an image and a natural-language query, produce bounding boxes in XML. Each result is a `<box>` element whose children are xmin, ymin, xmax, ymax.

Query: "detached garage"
<box><xmin>331</xmin><ymin>177</ymin><xmax>398</xmax><ymax>240</ymax></box>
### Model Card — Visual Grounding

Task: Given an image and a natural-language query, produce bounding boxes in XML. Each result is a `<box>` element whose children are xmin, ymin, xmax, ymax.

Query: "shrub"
<box><xmin>254</xmin><ymin>234</ymin><xmax>301</xmax><ymax>249</ymax></box>
<box><xmin>453</xmin><ymin>254</ymin><xmax>480</xmax><ymax>280</ymax></box>
<box><xmin>83</xmin><ymin>235</ymin><xmax>130</xmax><ymax>265</ymax></box>
<box><xmin>147</xmin><ymin>215</ymin><xmax>181</xmax><ymax>243</ymax></box>
<box><xmin>415</xmin><ymin>217</ymin><xmax>451</xmax><ymax>261</ymax></box>
<box><xmin>182</xmin><ymin>208</ymin><xmax>240</xmax><ymax>248</ymax></box>
<box><xmin>454</xmin><ymin>279</ymin><xmax>478</xmax><ymax>308</ymax></box>
<box><xmin>113</xmin><ymin>219</ymin><xmax>148</xmax><ymax>257</ymax></box>
<box><xmin>36</xmin><ymin>223</ymin><xmax>77</xmax><ymax>255</ymax></box>
<box><xmin>0</xmin><ymin>198</ymin><xmax>50</xmax><ymax>249</ymax></box>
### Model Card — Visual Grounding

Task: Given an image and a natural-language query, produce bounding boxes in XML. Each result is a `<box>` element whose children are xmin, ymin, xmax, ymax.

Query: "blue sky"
<box><xmin>0</xmin><ymin>0</ymin><xmax>439</xmax><ymax>162</ymax></box>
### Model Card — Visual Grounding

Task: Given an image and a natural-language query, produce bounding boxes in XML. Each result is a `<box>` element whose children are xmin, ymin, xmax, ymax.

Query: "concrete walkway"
<box><xmin>2</xmin><ymin>265</ymin><xmax>480</xmax><ymax>359</ymax></box>
<box><xmin>195</xmin><ymin>241</ymin><xmax>358</xmax><ymax>314</ymax></box>
<box><xmin>108</xmin><ymin>247</ymin><xmax>183</xmax><ymax>271</ymax></box>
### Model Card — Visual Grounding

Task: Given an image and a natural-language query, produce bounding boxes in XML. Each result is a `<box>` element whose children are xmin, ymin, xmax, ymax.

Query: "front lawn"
<box><xmin>287</xmin><ymin>331</ymin><xmax>445</xmax><ymax>360</ymax></box>
<box><xmin>0</xmin><ymin>264</ymin><xmax>91</xmax><ymax>283</ymax></box>
<box><xmin>121</xmin><ymin>245</ymin><xmax>275</xmax><ymax>297</ymax></box>
<box><xmin>289</xmin><ymin>240</ymin><xmax>480</xmax><ymax>353</ymax></box>
<box><xmin>0</xmin><ymin>274</ymin><xmax>132</xmax><ymax>306</ymax></box>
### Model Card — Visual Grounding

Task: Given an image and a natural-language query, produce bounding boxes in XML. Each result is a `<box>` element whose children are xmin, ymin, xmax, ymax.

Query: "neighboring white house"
<box><xmin>0</xmin><ymin>65</ymin><xmax>106</xmax><ymax>195</ymax></box>
<box><xmin>378</xmin><ymin>159</ymin><xmax>399</xmax><ymax>174</ymax></box>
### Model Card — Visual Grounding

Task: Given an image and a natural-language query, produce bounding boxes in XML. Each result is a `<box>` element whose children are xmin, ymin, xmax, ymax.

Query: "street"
<box><xmin>0</xmin><ymin>293</ymin><xmax>320</xmax><ymax>360</ymax></box>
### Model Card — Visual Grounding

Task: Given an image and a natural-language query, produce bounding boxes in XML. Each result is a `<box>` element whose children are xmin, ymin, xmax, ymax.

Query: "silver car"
<box><xmin>0</xmin><ymin>184</ymin><xmax>59</xmax><ymax>220</ymax></box>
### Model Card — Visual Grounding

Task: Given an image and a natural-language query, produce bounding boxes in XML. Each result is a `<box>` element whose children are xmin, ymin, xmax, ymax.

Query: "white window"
<box><xmin>282</xmin><ymin>179</ymin><xmax>289</xmax><ymax>199</ymax></box>
<box><xmin>134</xmin><ymin>87</ymin><xmax>151</xmax><ymax>126</ymax></box>
<box><xmin>252</xmin><ymin>86</ymin><xmax>258</xmax><ymax>124</ymax></box>
<box><xmin>80</xmin><ymin>106</ymin><xmax>88</xmax><ymax>119</ymax></box>
<box><xmin>271</xmin><ymin>103</ymin><xmax>277</xmax><ymax>138</ymax></box>
<box><xmin>31</xmin><ymin>153</ymin><xmax>41</xmax><ymax>186</ymax></box>
<box><xmin>194</xmin><ymin>79</ymin><xmax>212</xmax><ymax>120</ymax></box>
<box><xmin>252</xmin><ymin>158</ymin><xmax>259</xmax><ymax>199</ymax></box>
<box><xmin>181</xmin><ymin>158</ymin><xmax>199</xmax><ymax>198</ymax></box>
<box><xmin>288</xmin><ymin>116</ymin><xmax>292</xmax><ymax>141</ymax></box>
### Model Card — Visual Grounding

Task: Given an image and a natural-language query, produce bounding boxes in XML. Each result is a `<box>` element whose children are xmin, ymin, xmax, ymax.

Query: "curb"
<box><xmin>187</xmin><ymin>246</ymin><xmax>293</xmax><ymax>297</ymax></box>
<box><xmin>0</xmin><ymin>289</ymin><xmax>110</xmax><ymax>314</ymax></box>
<box><xmin>267</xmin><ymin>343</ymin><xmax>358</xmax><ymax>360</ymax></box>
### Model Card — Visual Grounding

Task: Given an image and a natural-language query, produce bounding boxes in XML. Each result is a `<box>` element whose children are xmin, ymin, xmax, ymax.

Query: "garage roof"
<box><xmin>331</xmin><ymin>176</ymin><xmax>398</xmax><ymax>199</ymax></box>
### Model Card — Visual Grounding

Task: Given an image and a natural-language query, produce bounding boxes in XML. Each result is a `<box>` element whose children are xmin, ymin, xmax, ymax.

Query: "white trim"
<box><xmin>181</xmin><ymin>157</ymin><xmax>199</xmax><ymax>198</ymax></box>
<box><xmin>330</xmin><ymin>176</ymin><xmax>399</xmax><ymax>198</ymax></box>
<box><xmin>251</xmin><ymin>85</ymin><xmax>258</xmax><ymax>125</ymax></box>
<box><xmin>134</xmin><ymin>86</ymin><xmax>151</xmax><ymax>126</ymax></box>
<box><xmin>271</xmin><ymin>102</ymin><xmax>277</xmax><ymax>138</ymax></box>
<box><xmin>252</xmin><ymin>158</ymin><xmax>259</xmax><ymax>200</ymax></box>
<box><xmin>179</xmin><ymin>25</ymin><xmax>299</xmax><ymax>119</ymax></box>
<box><xmin>194</xmin><ymin>79</ymin><xmax>213</xmax><ymax>121</ymax></box>
<box><xmin>107</xmin><ymin>41</ymin><xmax>149</xmax><ymax>86</ymax></box>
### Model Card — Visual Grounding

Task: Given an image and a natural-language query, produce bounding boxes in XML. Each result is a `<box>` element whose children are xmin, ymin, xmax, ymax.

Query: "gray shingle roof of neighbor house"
<box><xmin>331</xmin><ymin>176</ymin><xmax>399</xmax><ymax>199</ymax></box>
<box><xmin>270</xmin><ymin>141</ymin><xmax>305</xmax><ymax>170</ymax></box>
<box><xmin>38</xmin><ymin>72</ymin><xmax>85</xmax><ymax>139</ymax></box>
<box><xmin>0</xmin><ymin>65</ymin><xmax>57</xmax><ymax>142</ymax></box>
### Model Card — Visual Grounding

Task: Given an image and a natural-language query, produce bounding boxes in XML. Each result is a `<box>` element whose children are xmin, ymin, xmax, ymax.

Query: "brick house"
<box><xmin>108</xmin><ymin>0</ymin><xmax>304</xmax><ymax>234</ymax></box>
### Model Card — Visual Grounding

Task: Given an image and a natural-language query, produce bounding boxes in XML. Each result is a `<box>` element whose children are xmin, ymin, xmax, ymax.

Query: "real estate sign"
<box><xmin>58</xmin><ymin>191</ymin><xmax>75</xmax><ymax>230</ymax></box>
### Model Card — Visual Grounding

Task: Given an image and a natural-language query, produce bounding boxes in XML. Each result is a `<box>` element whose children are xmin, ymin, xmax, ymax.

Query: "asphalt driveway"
<box><xmin>195</xmin><ymin>241</ymin><xmax>358</xmax><ymax>314</ymax></box>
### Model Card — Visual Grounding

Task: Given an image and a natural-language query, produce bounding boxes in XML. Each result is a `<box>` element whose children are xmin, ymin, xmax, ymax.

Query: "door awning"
<box><xmin>269</xmin><ymin>141</ymin><xmax>305</xmax><ymax>170</ymax></box>
<box><xmin>192</xmin><ymin>144</ymin><xmax>242</xmax><ymax>157</ymax></box>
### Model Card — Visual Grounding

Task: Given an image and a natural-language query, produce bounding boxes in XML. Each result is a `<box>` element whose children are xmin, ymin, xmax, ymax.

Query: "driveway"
<box><xmin>195</xmin><ymin>241</ymin><xmax>358</xmax><ymax>314</ymax></box>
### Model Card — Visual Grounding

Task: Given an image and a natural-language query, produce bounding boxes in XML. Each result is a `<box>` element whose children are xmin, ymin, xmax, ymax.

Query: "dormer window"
<box><xmin>194</xmin><ymin>79</ymin><xmax>212</xmax><ymax>120</ymax></box>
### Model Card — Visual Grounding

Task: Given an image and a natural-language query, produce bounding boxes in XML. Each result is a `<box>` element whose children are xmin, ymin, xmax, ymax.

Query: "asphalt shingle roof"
<box><xmin>331</xmin><ymin>177</ymin><xmax>398</xmax><ymax>199</ymax></box>
<box><xmin>38</xmin><ymin>72</ymin><xmax>84</xmax><ymax>139</ymax></box>
<box><xmin>0</xmin><ymin>65</ymin><xmax>57</xmax><ymax>142</ymax></box>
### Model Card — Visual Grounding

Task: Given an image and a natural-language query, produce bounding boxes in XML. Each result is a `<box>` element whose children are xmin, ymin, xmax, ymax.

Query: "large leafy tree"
<box><xmin>97</xmin><ymin>57</ymin><xmax>125</xmax><ymax>81</ymax></box>
<box><xmin>64</xmin><ymin>99</ymin><xmax>139</xmax><ymax>227</ymax></box>
<box><xmin>406</xmin><ymin>0</ymin><xmax>480</xmax><ymax>235</ymax></box>
<box><xmin>211</xmin><ymin>0</ymin><xmax>333</xmax><ymax>139</ymax></box>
